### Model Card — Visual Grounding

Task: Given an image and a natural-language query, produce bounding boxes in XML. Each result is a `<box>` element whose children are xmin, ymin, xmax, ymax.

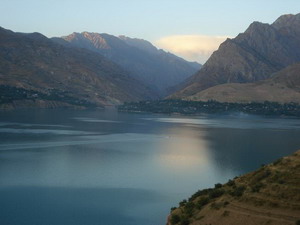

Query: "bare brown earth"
<box><xmin>185</xmin><ymin>63</ymin><xmax>300</xmax><ymax>104</ymax></box>
<box><xmin>167</xmin><ymin>150</ymin><xmax>300</xmax><ymax>225</ymax></box>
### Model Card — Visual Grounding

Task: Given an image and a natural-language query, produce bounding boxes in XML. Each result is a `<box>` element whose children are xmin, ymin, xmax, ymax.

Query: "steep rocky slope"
<box><xmin>167</xmin><ymin>150</ymin><xmax>300</xmax><ymax>225</ymax></box>
<box><xmin>186</xmin><ymin>63</ymin><xmax>300</xmax><ymax>103</ymax></box>
<box><xmin>0</xmin><ymin>27</ymin><xmax>155</xmax><ymax>109</ymax></box>
<box><xmin>54</xmin><ymin>32</ymin><xmax>201</xmax><ymax>96</ymax></box>
<box><xmin>171</xmin><ymin>13</ymin><xmax>300</xmax><ymax>99</ymax></box>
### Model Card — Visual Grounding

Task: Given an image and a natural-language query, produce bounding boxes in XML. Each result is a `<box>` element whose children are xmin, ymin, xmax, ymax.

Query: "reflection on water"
<box><xmin>145</xmin><ymin>116</ymin><xmax>300</xmax><ymax>129</ymax></box>
<box><xmin>0</xmin><ymin>109</ymin><xmax>300</xmax><ymax>225</ymax></box>
<box><xmin>0</xmin><ymin>133</ymin><xmax>165</xmax><ymax>151</ymax></box>
<box><xmin>157</xmin><ymin>127</ymin><xmax>210</xmax><ymax>170</ymax></box>
<box><xmin>73</xmin><ymin>117</ymin><xmax>122</xmax><ymax>123</ymax></box>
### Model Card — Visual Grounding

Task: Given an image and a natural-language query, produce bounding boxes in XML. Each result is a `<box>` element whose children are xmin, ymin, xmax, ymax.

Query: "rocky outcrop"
<box><xmin>171</xmin><ymin>13</ymin><xmax>300</xmax><ymax>99</ymax></box>
<box><xmin>54</xmin><ymin>32</ymin><xmax>201</xmax><ymax>96</ymax></box>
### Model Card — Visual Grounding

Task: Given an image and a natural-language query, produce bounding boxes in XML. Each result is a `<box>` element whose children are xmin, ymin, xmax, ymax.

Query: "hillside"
<box><xmin>167</xmin><ymin>150</ymin><xmax>300</xmax><ymax>225</ymax></box>
<box><xmin>54</xmin><ymin>32</ymin><xmax>201</xmax><ymax>96</ymax></box>
<box><xmin>171</xmin><ymin>13</ymin><xmax>300</xmax><ymax>99</ymax></box>
<box><xmin>0</xmin><ymin>27</ymin><xmax>155</xmax><ymax>109</ymax></box>
<box><xmin>186</xmin><ymin>63</ymin><xmax>300</xmax><ymax>103</ymax></box>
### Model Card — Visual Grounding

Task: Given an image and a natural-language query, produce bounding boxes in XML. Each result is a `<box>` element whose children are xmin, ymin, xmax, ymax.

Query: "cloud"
<box><xmin>155</xmin><ymin>35</ymin><xmax>230</xmax><ymax>64</ymax></box>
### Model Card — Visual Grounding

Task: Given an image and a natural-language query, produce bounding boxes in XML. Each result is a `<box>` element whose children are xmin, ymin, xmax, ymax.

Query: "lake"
<box><xmin>1</xmin><ymin>108</ymin><xmax>300</xmax><ymax>225</ymax></box>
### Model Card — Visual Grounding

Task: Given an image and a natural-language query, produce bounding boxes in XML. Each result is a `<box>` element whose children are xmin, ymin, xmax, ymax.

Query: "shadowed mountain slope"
<box><xmin>0</xmin><ymin>27</ymin><xmax>155</xmax><ymax>109</ymax></box>
<box><xmin>54</xmin><ymin>32</ymin><xmax>201</xmax><ymax>96</ymax></box>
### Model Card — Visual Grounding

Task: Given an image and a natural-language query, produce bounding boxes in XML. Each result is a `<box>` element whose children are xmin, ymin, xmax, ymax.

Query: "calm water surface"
<box><xmin>1</xmin><ymin>109</ymin><xmax>300</xmax><ymax>225</ymax></box>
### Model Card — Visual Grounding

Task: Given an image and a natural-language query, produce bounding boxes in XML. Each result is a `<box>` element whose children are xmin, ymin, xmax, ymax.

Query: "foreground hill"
<box><xmin>54</xmin><ymin>32</ymin><xmax>201</xmax><ymax>96</ymax></box>
<box><xmin>171</xmin><ymin>13</ymin><xmax>300</xmax><ymax>99</ymax></box>
<box><xmin>167</xmin><ymin>150</ymin><xmax>300</xmax><ymax>225</ymax></box>
<box><xmin>0</xmin><ymin>27</ymin><xmax>155</xmax><ymax>109</ymax></box>
<box><xmin>186</xmin><ymin>63</ymin><xmax>300</xmax><ymax>103</ymax></box>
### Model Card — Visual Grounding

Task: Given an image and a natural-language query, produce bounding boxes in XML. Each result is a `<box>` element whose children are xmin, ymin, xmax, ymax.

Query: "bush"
<box><xmin>196</xmin><ymin>197</ymin><xmax>210</xmax><ymax>209</ymax></box>
<box><xmin>189</xmin><ymin>188</ymin><xmax>212</xmax><ymax>201</ymax></box>
<box><xmin>180</xmin><ymin>217</ymin><xmax>190</xmax><ymax>225</ymax></box>
<box><xmin>170</xmin><ymin>214</ymin><xmax>180</xmax><ymax>224</ymax></box>
<box><xmin>209</xmin><ymin>188</ymin><xmax>225</xmax><ymax>199</ymax></box>
<box><xmin>170</xmin><ymin>207</ymin><xmax>177</xmax><ymax>212</ymax></box>
<box><xmin>253</xmin><ymin>169</ymin><xmax>271</xmax><ymax>183</ymax></box>
<box><xmin>184</xmin><ymin>202</ymin><xmax>195</xmax><ymax>216</ymax></box>
<box><xmin>251</xmin><ymin>183</ymin><xmax>264</xmax><ymax>192</ymax></box>
<box><xmin>230</xmin><ymin>185</ymin><xmax>246</xmax><ymax>197</ymax></box>
<box><xmin>227</xmin><ymin>179</ymin><xmax>235</xmax><ymax>186</ymax></box>
<box><xmin>215</xmin><ymin>183</ymin><xmax>222</xmax><ymax>188</ymax></box>
<box><xmin>179</xmin><ymin>199</ymin><xmax>187</xmax><ymax>207</ymax></box>
<box><xmin>273</xmin><ymin>158</ymin><xmax>282</xmax><ymax>165</ymax></box>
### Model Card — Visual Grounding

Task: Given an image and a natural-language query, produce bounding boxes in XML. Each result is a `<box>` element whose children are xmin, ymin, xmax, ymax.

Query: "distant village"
<box><xmin>119</xmin><ymin>99</ymin><xmax>300</xmax><ymax>117</ymax></box>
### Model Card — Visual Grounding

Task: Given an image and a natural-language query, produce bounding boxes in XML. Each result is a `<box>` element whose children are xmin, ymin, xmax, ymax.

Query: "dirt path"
<box><xmin>227</xmin><ymin>202</ymin><xmax>299</xmax><ymax>224</ymax></box>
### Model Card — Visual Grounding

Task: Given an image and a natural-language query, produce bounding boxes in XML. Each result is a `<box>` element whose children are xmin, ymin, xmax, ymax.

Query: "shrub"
<box><xmin>179</xmin><ymin>199</ymin><xmax>187</xmax><ymax>207</ymax></box>
<box><xmin>180</xmin><ymin>217</ymin><xmax>190</xmax><ymax>225</ymax></box>
<box><xmin>196</xmin><ymin>197</ymin><xmax>210</xmax><ymax>209</ymax></box>
<box><xmin>251</xmin><ymin>182</ymin><xmax>264</xmax><ymax>192</ymax></box>
<box><xmin>273</xmin><ymin>158</ymin><xmax>282</xmax><ymax>166</ymax></box>
<box><xmin>189</xmin><ymin>188</ymin><xmax>212</xmax><ymax>201</ymax></box>
<box><xmin>170</xmin><ymin>207</ymin><xmax>177</xmax><ymax>212</ymax></box>
<box><xmin>230</xmin><ymin>185</ymin><xmax>246</xmax><ymax>197</ymax></box>
<box><xmin>253</xmin><ymin>169</ymin><xmax>272</xmax><ymax>183</ymax></box>
<box><xmin>227</xmin><ymin>179</ymin><xmax>235</xmax><ymax>186</ymax></box>
<box><xmin>209</xmin><ymin>188</ymin><xmax>225</xmax><ymax>199</ymax></box>
<box><xmin>184</xmin><ymin>202</ymin><xmax>195</xmax><ymax>216</ymax></box>
<box><xmin>215</xmin><ymin>183</ymin><xmax>222</xmax><ymax>189</ymax></box>
<box><xmin>170</xmin><ymin>214</ymin><xmax>180</xmax><ymax>224</ymax></box>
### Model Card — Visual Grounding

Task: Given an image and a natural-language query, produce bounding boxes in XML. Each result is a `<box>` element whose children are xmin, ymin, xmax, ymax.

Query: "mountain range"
<box><xmin>53</xmin><ymin>32</ymin><xmax>201</xmax><ymax>96</ymax></box>
<box><xmin>0</xmin><ymin>27</ymin><xmax>157</xmax><ymax>108</ymax></box>
<box><xmin>0</xmin><ymin>27</ymin><xmax>199</xmax><ymax>109</ymax></box>
<box><xmin>1</xmin><ymin>13</ymin><xmax>300</xmax><ymax>109</ymax></box>
<box><xmin>171</xmin><ymin>13</ymin><xmax>300</xmax><ymax>102</ymax></box>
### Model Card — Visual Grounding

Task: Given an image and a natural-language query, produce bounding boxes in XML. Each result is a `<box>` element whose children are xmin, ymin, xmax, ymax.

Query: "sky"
<box><xmin>1</xmin><ymin>0</ymin><xmax>300</xmax><ymax>63</ymax></box>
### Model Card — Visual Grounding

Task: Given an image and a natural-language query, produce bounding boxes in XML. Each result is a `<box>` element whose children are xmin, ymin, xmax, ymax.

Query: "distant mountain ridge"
<box><xmin>0</xmin><ymin>27</ymin><xmax>156</xmax><ymax>108</ymax></box>
<box><xmin>171</xmin><ymin>13</ymin><xmax>300</xmax><ymax>99</ymax></box>
<box><xmin>53</xmin><ymin>32</ymin><xmax>201</xmax><ymax>96</ymax></box>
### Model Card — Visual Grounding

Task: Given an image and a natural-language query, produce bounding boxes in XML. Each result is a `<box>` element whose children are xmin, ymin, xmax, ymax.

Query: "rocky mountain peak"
<box><xmin>272</xmin><ymin>13</ymin><xmax>300</xmax><ymax>29</ymax></box>
<box><xmin>170</xmin><ymin>13</ymin><xmax>300</xmax><ymax>99</ymax></box>
<box><xmin>243</xmin><ymin>21</ymin><xmax>274</xmax><ymax>36</ymax></box>
<box><xmin>81</xmin><ymin>32</ymin><xmax>110</xmax><ymax>49</ymax></box>
<box><xmin>271</xmin><ymin>13</ymin><xmax>300</xmax><ymax>39</ymax></box>
<box><xmin>63</xmin><ymin>32</ymin><xmax>110</xmax><ymax>49</ymax></box>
